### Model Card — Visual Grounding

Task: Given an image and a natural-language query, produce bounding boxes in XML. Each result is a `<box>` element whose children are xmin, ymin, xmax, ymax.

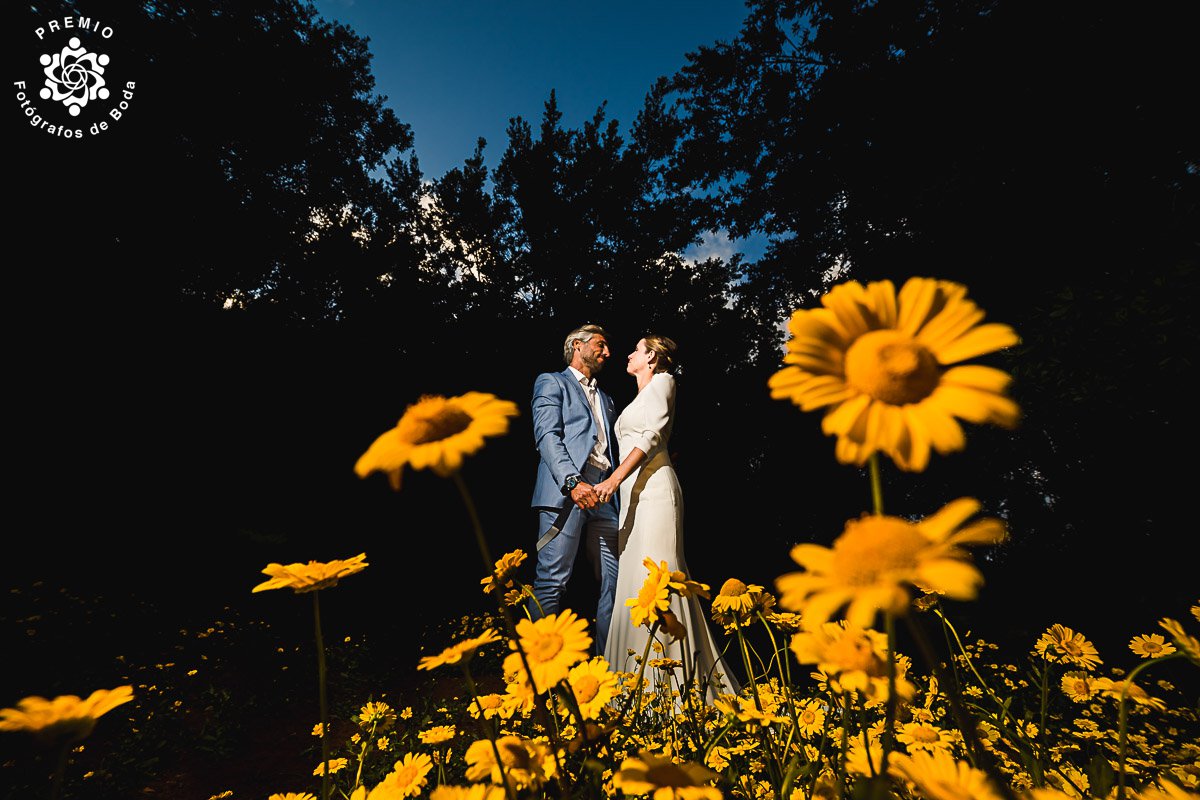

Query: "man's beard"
<box><xmin>582</xmin><ymin>352</ymin><xmax>605</xmax><ymax>374</ymax></box>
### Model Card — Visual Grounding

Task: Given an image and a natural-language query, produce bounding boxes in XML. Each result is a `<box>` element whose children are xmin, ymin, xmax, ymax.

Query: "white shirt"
<box><xmin>568</xmin><ymin>366</ymin><xmax>611</xmax><ymax>471</ymax></box>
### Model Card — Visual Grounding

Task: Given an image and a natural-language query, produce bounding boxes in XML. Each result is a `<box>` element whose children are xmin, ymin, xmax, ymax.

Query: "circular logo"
<box><xmin>13</xmin><ymin>16</ymin><xmax>137</xmax><ymax>139</ymax></box>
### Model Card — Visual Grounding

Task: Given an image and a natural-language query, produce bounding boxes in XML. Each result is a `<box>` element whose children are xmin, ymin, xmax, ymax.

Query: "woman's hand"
<box><xmin>594</xmin><ymin>478</ymin><xmax>619</xmax><ymax>504</ymax></box>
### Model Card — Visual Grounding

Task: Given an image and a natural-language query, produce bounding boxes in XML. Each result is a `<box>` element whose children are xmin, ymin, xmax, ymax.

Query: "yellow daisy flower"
<box><xmin>502</xmin><ymin>609</ymin><xmax>592</xmax><ymax>693</ymax></box>
<box><xmin>252</xmin><ymin>553</ymin><xmax>368</xmax><ymax>594</ymax></box>
<box><xmin>464</xmin><ymin>735</ymin><xmax>557</xmax><ymax>790</ymax></box>
<box><xmin>795</xmin><ymin>700</ymin><xmax>827</xmax><ymax>738</ymax></box>
<box><xmin>481</xmin><ymin>549</ymin><xmax>528</xmax><ymax>594</ymax></box>
<box><xmin>1129</xmin><ymin>633</ymin><xmax>1177</xmax><ymax>659</ymax></box>
<box><xmin>357</xmin><ymin>701</ymin><xmax>397</xmax><ymax>731</ymax></box>
<box><xmin>418</xmin><ymin>628</ymin><xmax>503</xmax><ymax>671</ymax></box>
<box><xmin>561</xmin><ymin>656</ymin><xmax>620</xmax><ymax>720</ymax></box>
<box><xmin>896</xmin><ymin>720</ymin><xmax>958</xmax><ymax>753</ymax></box>
<box><xmin>765</xmin><ymin>612</ymin><xmax>804</xmax><ymax>633</ymax></box>
<box><xmin>776</xmin><ymin>497</ymin><xmax>1005</xmax><ymax>629</ymax></box>
<box><xmin>1060</xmin><ymin>671</ymin><xmax>1097</xmax><ymax>702</ymax></box>
<box><xmin>769</xmin><ymin>276</ymin><xmax>1020</xmax><ymax>471</ymax></box>
<box><xmin>612</xmin><ymin>750</ymin><xmax>723</xmax><ymax>799</ymax></box>
<box><xmin>790</xmin><ymin>622</ymin><xmax>915</xmax><ymax>703</ymax></box>
<box><xmin>888</xmin><ymin>748</ymin><xmax>1005</xmax><ymax>800</ymax></box>
<box><xmin>313</xmin><ymin>757</ymin><xmax>349</xmax><ymax>776</ymax></box>
<box><xmin>467</xmin><ymin>693</ymin><xmax>512</xmax><ymax>720</ymax></box>
<box><xmin>368</xmin><ymin>753</ymin><xmax>434</xmax><ymax>799</ymax></box>
<box><xmin>354</xmin><ymin>392</ymin><xmax>519</xmax><ymax>489</ymax></box>
<box><xmin>418</xmin><ymin>725</ymin><xmax>456</xmax><ymax>745</ymax></box>
<box><xmin>1034</xmin><ymin>624</ymin><xmax>1102</xmax><ymax>671</ymax></box>
<box><xmin>627</xmin><ymin>570</ymin><xmax>671</xmax><ymax>629</ymax></box>
<box><xmin>711</xmin><ymin>578</ymin><xmax>769</xmax><ymax>626</ymax></box>
<box><xmin>268</xmin><ymin>794</ymin><xmax>317</xmax><ymax>800</ymax></box>
<box><xmin>0</xmin><ymin>685</ymin><xmax>133</xmax><ymax>744</ymax></box>
<box><xmin>640</xmin><ymin>558</ymin><xmax>711</xmax><ymax>600</ymax></box>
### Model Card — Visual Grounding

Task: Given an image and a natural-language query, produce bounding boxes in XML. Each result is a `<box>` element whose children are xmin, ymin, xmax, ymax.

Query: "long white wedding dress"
<box><xmin>602</xmin><ymin>372</ymin><xmax>740</xmax><ymax>699</ymax></box>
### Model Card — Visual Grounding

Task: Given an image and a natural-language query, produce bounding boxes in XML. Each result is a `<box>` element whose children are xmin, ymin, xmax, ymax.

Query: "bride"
<box><xmin>593</xmin><ymin>335</ymin><xmax>739</xmax><ymax>699</ymax></box>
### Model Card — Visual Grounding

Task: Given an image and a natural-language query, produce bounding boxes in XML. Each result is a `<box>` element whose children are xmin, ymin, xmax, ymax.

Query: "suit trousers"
<box><xmin>529</xmin><ymin>462</ymin><xmax>620</xmax><ymax>653</ymax></box>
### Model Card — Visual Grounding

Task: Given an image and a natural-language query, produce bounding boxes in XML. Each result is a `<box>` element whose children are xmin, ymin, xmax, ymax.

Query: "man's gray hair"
<box><xmin>562</xmin><ymin>324</ymin><xmax>608</xmax><ymax>364</ymax></box>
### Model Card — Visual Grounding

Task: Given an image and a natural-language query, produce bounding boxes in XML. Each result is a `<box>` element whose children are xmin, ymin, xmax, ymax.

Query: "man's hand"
<box><xmin>570</xmin><ymin>482</ymin><xmax>601</xmax><ymax>510</ymax></box>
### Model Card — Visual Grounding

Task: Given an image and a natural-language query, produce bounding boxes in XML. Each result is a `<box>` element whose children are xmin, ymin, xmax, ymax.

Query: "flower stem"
<box><xmin>868</xmin><ymin>452</ymin><xmax>884</xmax><ymax>515</ymax></box>
<box><xmin>49</xmin><ymin>739</ymin><xmax>69</xmax><ymax>800</ymax></box>
<box><xmin>313</xmin><ymin>589</ymin><xmax>330</xmax><ymax>800</ymax></box>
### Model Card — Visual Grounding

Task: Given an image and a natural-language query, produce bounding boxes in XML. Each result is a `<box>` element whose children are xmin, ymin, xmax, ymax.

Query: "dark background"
<box><xmin>6</xmin><ymin>0</ymin><xmax>1198</xmax><ymax>708</ymax></box>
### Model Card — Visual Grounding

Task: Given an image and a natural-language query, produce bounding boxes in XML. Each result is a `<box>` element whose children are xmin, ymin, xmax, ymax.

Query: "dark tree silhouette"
<box><xmin>664</xmin><ymin>0</ymin><xmax>1200</xmax><ymax>641</ymax></box>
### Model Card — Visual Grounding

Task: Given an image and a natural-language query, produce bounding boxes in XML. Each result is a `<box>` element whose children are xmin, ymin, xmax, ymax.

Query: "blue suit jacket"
<box><xmin>530</xmin><ymin>368</ymin><xmax>619</xmax><ymax>509</ymax></box>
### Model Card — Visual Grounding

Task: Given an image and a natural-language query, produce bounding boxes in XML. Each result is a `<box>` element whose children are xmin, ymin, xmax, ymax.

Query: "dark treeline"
<box><xmin>10</xmin><ymin>0</ymin><xmax>1197</xmax><ymax>654</ymax></box>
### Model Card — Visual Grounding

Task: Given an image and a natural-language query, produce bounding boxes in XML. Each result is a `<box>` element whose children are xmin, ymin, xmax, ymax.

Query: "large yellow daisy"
<box><xmin>789</xmin><ymin>621</ymin><xmax>915</xmax><ymax>703</ymax></box>
<box><xmin>627</xmin><ymin>570</ymin><xmax>671</xmax><ymax>629</ymax></box>
<box><xmin>368</xmin><ymin>753</ymin><xmax>434</xmax><ymax>799</ymax></box>
<box><xmin>252</xmin><ymin>553</ymin><xmax>368</xmax><ymax>594</ymax></box>
<box><xmin>0</xmin><ymin>685</ymin><xmax>133</xmax><ymax>744</ymax></box>
<box><xmin>769</xmin><ymin>277</ymin><xmax>1020</xmax><ymax>471</ymax></box>
<box><xmin>464</xmin><ymin>735</ymin><xmax>558</xmax><ymax>790</ymax></box>
<box><xmin>1034</xmin><ymin>624</ymin><xmax>1102</xmax><ymax>671</ymax></box>
<box><xmin>776</xmin><ymin>498</ymin><xmax>1005</xmax><ymax>630</ymax></box>
<box><xmin>355</xmin><ymin>392</ymin><xmax>519</xmax><ymax>489</ymax></box>
<box><xmin>888</xmin><ymin>749</ymin><xmax>1005</xmax><ymax>800</ymax></box>
<box><xmin>502</xmin><ymin>609</ymin><xmax>592</xmax><ymax>693</ymax></box>
<box><xmin>561</xmin><ymin>656</ymin><xmax>620</xmax><ymax>720</ymax></box>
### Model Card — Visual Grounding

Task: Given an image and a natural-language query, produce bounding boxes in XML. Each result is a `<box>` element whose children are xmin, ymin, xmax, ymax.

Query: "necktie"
<box><xmin>582</xmin><ymin>378</ymin><xmax>609</xmax><ymax>467</ymax></box>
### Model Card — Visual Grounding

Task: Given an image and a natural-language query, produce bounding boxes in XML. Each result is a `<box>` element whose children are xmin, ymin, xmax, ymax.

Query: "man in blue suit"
<box><xmin>529</xmin><ymin>323</ymin><xmax>621</xmax><ymax>652</ymax></box>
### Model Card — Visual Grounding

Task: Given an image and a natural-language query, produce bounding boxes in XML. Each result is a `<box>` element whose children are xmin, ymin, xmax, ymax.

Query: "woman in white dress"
<box><xmin>593</xmin><ymin>335</ymin><xmax>739</xmax><ymax>699</ymax></box>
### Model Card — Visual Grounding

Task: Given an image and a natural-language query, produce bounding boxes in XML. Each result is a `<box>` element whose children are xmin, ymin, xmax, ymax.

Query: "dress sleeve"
<box><xmin>626</xmin><ymin>373</ymin><xmax>674</xmax><ymax>455</ymax></box>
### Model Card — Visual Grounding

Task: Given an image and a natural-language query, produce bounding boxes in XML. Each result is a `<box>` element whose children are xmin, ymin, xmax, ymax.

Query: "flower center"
<box><xmin>844</xmin><ymin>330</ymin><xmax>940</xmax><ymax>405</ymax></box>
<box><xmin>719</xmin><ymin>578</ymin><xmax>748</xmax><ymax>597</ymax></box>
<box><xmin>911</xmin><ymin>725</ymin><xmax>940</xmax><ymax>743</ymax></box>
<box><xmin>528</xmin><ymin>633</ymin><xmax>564</xmax><ymax>662</ymax></box>
<box><xmin>832</xmin><ymin>515</ymin><xmax>927</xmax><ymax>585</ymax></box>
<box><xmin>574</xmin><ymin>675</ymin><xmax>600</xmax><ymax>702</ymax></box>
<box><xmin>397</xmin><ymin>396</ymin><xmax>473</xmax><ymax>444</ymax></box>
<box><xmin>393</xmin><ymin>764</ymin><xmax>420</xmax><ymax>786</ymax></box>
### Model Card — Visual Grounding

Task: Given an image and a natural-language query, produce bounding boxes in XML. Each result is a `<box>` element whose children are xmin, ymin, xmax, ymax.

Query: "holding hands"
<box><xmin>593</xmin><ymin>477</ymin><xmax>619</xmax><ymax>505</ymax></box>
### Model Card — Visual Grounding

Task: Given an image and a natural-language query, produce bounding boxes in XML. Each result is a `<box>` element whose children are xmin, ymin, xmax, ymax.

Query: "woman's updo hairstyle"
<box><xmin>643</xmin><ymin>334</ymin><xmax>679</xmax><ymax>375</ymax></box>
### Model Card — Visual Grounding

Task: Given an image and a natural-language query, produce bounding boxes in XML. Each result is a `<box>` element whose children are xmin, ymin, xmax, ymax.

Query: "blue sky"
<box><xmin>311</xmin><ymin>0</ymin><xmax>765</xmax><ymax>262</ymax></box>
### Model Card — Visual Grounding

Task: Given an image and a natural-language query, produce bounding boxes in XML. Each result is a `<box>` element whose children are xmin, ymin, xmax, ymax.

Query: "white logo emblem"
<box><xmin>40</xmin><ymin>37</ymin><xmax>111</xmax><ymax>117</ymax></box>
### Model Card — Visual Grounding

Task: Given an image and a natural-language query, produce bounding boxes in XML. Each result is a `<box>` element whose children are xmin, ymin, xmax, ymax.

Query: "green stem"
<box><xmin>868</xmin><ymin>452</ymin><xmax>884</xmax><ymax>515</ymax></box>
<box><xmin>313</xmin><ymin>590</ymin><xmax>330</xmax><ymax>800</ymax></box>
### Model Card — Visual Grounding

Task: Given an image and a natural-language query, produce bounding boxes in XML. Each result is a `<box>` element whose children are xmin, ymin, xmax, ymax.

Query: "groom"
<box><xmin>528</xmin><ymin>323</ymin><xmax>621</xmax><ymax>652</ymax></box>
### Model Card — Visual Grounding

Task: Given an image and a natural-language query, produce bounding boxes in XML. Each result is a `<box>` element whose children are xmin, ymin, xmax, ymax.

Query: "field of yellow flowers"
<box><xmin>3</xmin><ymin>277</ymin><xmax>1198</xmax><ymax>800</ymax></box>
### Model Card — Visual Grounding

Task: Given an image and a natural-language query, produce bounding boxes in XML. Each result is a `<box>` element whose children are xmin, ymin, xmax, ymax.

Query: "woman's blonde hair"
<box><xmin>643</xmin><ymin>334</ymin><xmax>678</xmax><ymax>374</ymax></box>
